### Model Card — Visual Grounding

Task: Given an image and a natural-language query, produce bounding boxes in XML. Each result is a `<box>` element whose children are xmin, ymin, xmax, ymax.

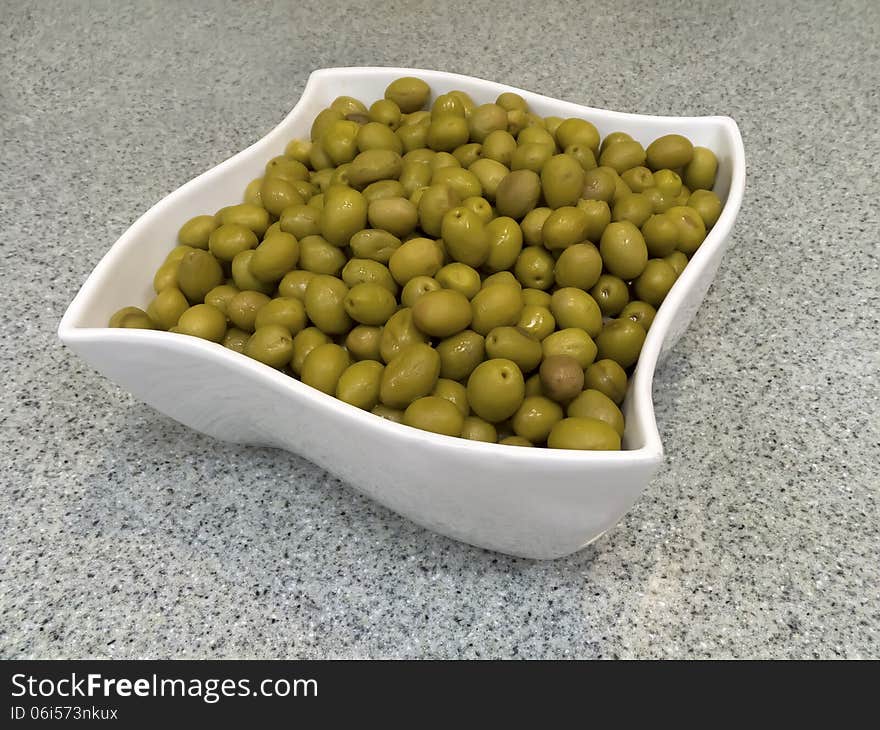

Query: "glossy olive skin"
<box><xmin>470</xmin><ymin>283</ymin><xmax>524</xmax><ymax>335</ymax></box>
<box><xmin>245</xmin><ymin>324</ymin><xmax>295</xmax><ymax>368</ymax></box>
<box><xmin>350</xmin><ymin>228</ymin><xmax>402</xmax><ymax>264</ymax></box>
<box><xmin>222</xmin><ymin>327</ymin><xmax>250</xmax><ymax>354</ymax></box>
<box><xmin>495</xmin><ymin>169</ymin><xmax>541</xmax><ymax>220</ymax></box>
<box><xmin>250</xmin><ymin>231</ymin><xmax>300</xmax><ymax>283</ymax></box>
<box><xmin>217</xmin><ymin>203</ymin><xmax>270</xmax><ymax>238</ymax></box>
<box><xmin>441</xmin><ymin>207</ymin><xmax>490</xmax><ymax>267</ymax></box>
<box><xmin>514</xmin><ymin>246</ymin><xmax>555</xmax><ymax>290</ymax></box>
<box><xmin>341</xmin><ymin>257</ymin><xmax>398</xmax><ymax>295</ymax></box>
<box><xmin>542</xmin><ymin>327</ymin><xmax>597</xmax><ymax>369</ymax></box>
<box><xmin>567</xmin><ymin>389</ymin><xmax>625</xmax><ymax>437</ymax></box>
<box><xmin>521</xmin><ymin>288</ymin><xmax>552</xmax><ymax>308</ymax></box>
<box><xmin>231</xmin><ymin>250</ymin><xmax>274</xmax><ymax>294</ymax></box>
<box><xmin>687</xmin><ymin>189</ymin><xmax>723</xmax><ymax>228</ymax></box>
<box><xmin>598</xmin><ymin>139</ymin><xmax>646</xmax><ymax>174</ymax></box>
<box><xmin>460</xmin><ymin>416</ymin><xmax>498</xmax><ymax>442</ymax></box>
<box><xmin>581</xmin><ymin>167</ymin><xmax>617</xmax><ymax>202</ymax></box>
<box><xmin>178</xmin><ymin>215</ymin><xmax>218</xmax><ymax>249</ymax></box>
<box><xmin>511</xmin><ymin>396</ymin><xmax>564</xmax><ymax>443</ymax></box>
<box><xmin>254</xmin><ymin>297</ymin><xmax>308</xmax><ymax>335</ymax></box>
<box><xmin>403</xmin><ymin>396</ymin><xmax>465</xmax><ymax>437</ymax></box>
<box><xmin>633</xmin><ymin>258</ymin><xmax>677</xmax><ymax>307</ymax></box>
<box><xmin>177</xmin><ymin>249</ymin><xmax>224</xmax><ymax>303</ymax></box>
<box><xmin>401</xmin><ymin>275</ymin><xmax>441</xmax><ymax>307</ymax></box>
<box><xmin>547</xmin><ymin>417</ymin><xmax>621</xmax><ymax>450</ymax></box>
<box><xmin>554</xmin><ymin>243</ymin><xmax>603</xmax><ymax>290</ymax></box>
<box><xmin>389</xmin><ymin>236</ymin><xmax>444</xmax><ymax>285</ymax></box>
<box><xmin>550</xmin><ymin>287</ymin><xmax>603</xmax><ymax>338</ymax></box>
<box><xmin>278</xmin><ymin>270</ymin><xmax>316</xmax><ymax>302</ymax></box>
<box><xmin>481</xmin><ymin>129</ymin><xmax>517</xmax><ymax>165</ymax></box>
<box><xmin>599</xmin><ymin>221</ymin><xmax>649</xmax><ymax>280</ymax></box>
<box><xmin>280</xmin><ymin>204</ymin><xmax>321</xmax><ymax>240</ymax></box>
<box><xmin>517</xmin><ymin>304</ymin><xmax>556</xmax><ymax>341</ymax></box>
<box><xmin>484</xmin><ymin>326</ymin><xmax>543</xmax><ymax>373</ymax></box>
<box><xmin>520</xmin><ymin>207</ymin><xmax>552</xmax><ymax>247</ymax></box>
<box><xmin>541</xmin><ymin>206</ymin><xmax>589</xmax><ymax>250</ymax></box>
<box><xmin>412</xmin><ymin>288</ymin><xmax>472</xmax><ymax>337</ymax></box>
<box><xmin>539</xmin><ymin>354</ymin><xmax>584</xmax><ymax>402</ymax></box>
<box><xmin>148</xmin><ymin>287</ymin><xmax>189</xmax><ymax>330</ymax></box>
<box><xmin>684</xmin><ymin>146</ymin><xmax>718</xmax><ymax>191</ymax></box>
<box><xmin>436</xmin><ymin>330</ymin><xmax>485</xmax><ymax>381</ymax></box>
<box><xmin>664</xmin><ymin>250</ymin><xmax>689</xmax><ymax>277</ymax></box>
<box><xmin>641</xmin><ymin>213</ymin><xmax>679</xmax><ymax>257</ymax></box>
<box><xmin>432</xmin><ymin>378</ymin><xmax>470</xmax><ymax>417</ymax></box>
<box><xmin>380</xmin><ymin>343</ymin><xmax>441</xmax><ymax>409</ymax></box>
<box><xmin>345</xmin><ymin>325</ymin><xmax>383</xmax><ymax>362</ymax></box>
<box><xmin>436</xmin><ymin>263</ymin><xmax>481</xmax><ymax>299</ymax></box>
<box><xmin>379</xmin><ymin>308</ymin><xmax>429</xmax><ymax>363</ymax></box>
<box><xmin>110</xmin><ymin>304</ymin><xmax>156</xmax><ymax>330</ymax></box>
<box><xmin>291</xmin><ymin>327</ymin><xmax>332</xmax><ymax>375</ymax></box>
<box><xmin>612</xmin><ymin>193</ymin><xmax>653</xmax><ymax>227</ymax></box>
<box><xmin>304</xmin><ymin>275</ymin><xmax>353</xmax><ymax>335</ymax></box>
<box><xmin>584</xmin><ymin>359</ymin><xmax>628</xmax><ymax>404</ymax></box>
<box><xmin>301</xmin><ymin>343</ymin><xmax>351</xmax><ymax>394</ymax></box>
<box><xmin>541</xmin><ymin>154</ymin><xmax>585</xmax><ymax>209</ymax></box>
<box><xmin>336</xmin><ymin>360</ymin><xmax>384</xmax><ymax>410</ymax></box>
<box><xmin>620</xmin><ymin>300</ymin><xmax>657</xmax><ymax>331</ymax></box>
<box><xmin>646</xmin><ymin>134</ymin><xmax>694</xmax><ymax>171</ymax></box>
<box><xmin>666</xmin><ymin>205</ymin><xmax>707</xmax><ymax>255</ymax></box>
<box><xmin>344</xmin><ymin>282</ymin><xmax>398</xmax><ymax>325</ymax></box>
<box><xmin>595</xmin><ymin>318</ymin><xmax>647</xmax><ymax>368</ymax></box>
<box><xmin>467</xmin><ymin>358</ymin><xmax>526</xmax><ymax>423</ymax></box>
<box><xmin>417</xmin><ymin>183</ymin><xmax>461</xmax><ymax>237</ymax></box>
<box><xmin>208</xmin><ymin>223</ymin><xmax>258</xmax><ymax>262</ymax></box>
<box><xmin>321</xmin><ymin>186</ymin><xmax>368</xmax><ymax>246</ymax></box>
<box><xmin>367</xmin><ymin>196</ymin><xmax>418</xmax><ymax>238</ymax></box>
<box><xmin>226</xmin><ymin>290</ymin><xmax>271</xmax><ymax>332</ymax></box>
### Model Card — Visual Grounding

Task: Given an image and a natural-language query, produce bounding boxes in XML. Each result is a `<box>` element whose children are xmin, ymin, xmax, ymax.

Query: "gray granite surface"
<box><xmin>1</xmin><ymin>0</ymin><xmax>878</xmax><ymax>659</ymax></box>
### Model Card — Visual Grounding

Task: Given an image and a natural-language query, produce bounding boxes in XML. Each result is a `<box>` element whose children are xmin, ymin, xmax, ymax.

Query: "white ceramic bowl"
<box><xmin>58</xmin><ymin>67</ymin><xmax>745</xmax><ymax>559</ymax></box>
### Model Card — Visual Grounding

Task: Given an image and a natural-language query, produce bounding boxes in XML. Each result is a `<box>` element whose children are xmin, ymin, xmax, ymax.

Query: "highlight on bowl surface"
<box><xmin>108</xmin><ymin>76</ymin><xmax>725</xmax><ymax>451</ymax></box>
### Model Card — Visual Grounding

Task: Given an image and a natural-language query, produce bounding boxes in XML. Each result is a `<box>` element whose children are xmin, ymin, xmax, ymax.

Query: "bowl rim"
<box><xmin>58</xmin><ymin>66</ymin><xmax>746</xmax><ymax>466</ymax></box>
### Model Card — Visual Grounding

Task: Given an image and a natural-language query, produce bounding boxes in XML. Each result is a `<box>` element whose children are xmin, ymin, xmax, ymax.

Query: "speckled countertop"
<box><xmin>1</xmin><ymin>0</ymin><xmax>878</xmax><ymax>659</ymax></box>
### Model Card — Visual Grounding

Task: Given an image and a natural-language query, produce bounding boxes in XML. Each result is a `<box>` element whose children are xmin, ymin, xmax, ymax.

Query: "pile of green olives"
<box><xmin>110</xmin><ymin>77</ymin><xmax>723</xmax><ymax>450</ymax></box>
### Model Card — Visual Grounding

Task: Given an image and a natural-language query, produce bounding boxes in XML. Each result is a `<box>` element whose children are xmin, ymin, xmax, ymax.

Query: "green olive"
<box><xmin>225</xmin><ymin>290</ymin><xmax>271</xmax><ymax>332</ymax></box>
<box><xmin>620</xmin><ymin>166</ymin><xmax>654</xmax><ymax>193</ymax></box>
<box><xmin>417</xmin><ymin>183</ymin><xmax>461</xmax><ymax>237</ymax></box>
<box><xmin>520</xmin><ymin>207</ymin><xmax>552</xmax><ymax>247</ymax></box>
<box><xmin>483</xmin><ymin>216</ymin><xmax>523</xmax><ymax>272</ymax></box>
<box><xmin>452</xmin><ymin>142</ymin><xmax>482</xmax><ymax>168</ymax></box>
<box><xmin>260</xmin><ymin>177</ymin><xmax>304</xmax><ymax>217</ymax></box>
<box><xmin>362</xmin><ymin>179</ymin><xmax>406</xmax><ymax>203</ymax></box>
<box><xmin>401</xmin><ymin>275</ymin><xmax>442</xmax><ymax>307</ymax></box>
<box><xmin>467</xmin><ymin>103</ymin><xmax>507</xmax><ymax>142</ymax></box>
<box><xmin>554</xmin><ymin>242</ymin><xmax>603</xmax><ymax>290</ymax></box>
<box><xmin>176</xmin><ymin>249</ymin><xmax>223</xmax><ymax>303</ymax></box>
<box><xmin>290</xmin><ymin>327</ymin><xmax>331</xmax><ymax>375</ymax></box>
<box><xmin>687</xmin><ymin>189</ymin><xmax>722</xmax><ymax>228</ymax></box>
<box><xmin>396</xmin><ymin>121</ymin><xmax>430</xmax><ymax>153</ymax></box>
<box><xmin>217</xmin><ymin>203</ymin><xmax>270</xmax><ymax>238</ymax></box>
<box><xmin>481</xmin><ymin>130</ymin><xmax>517</xmax><ymax>165</ymax></box>
<box><xmin>620</xmin><ymin>300</ymin><xmax>657</xmax><ymax>331</ymax></box>
<box><xmin>244</xmin><ymin>324</ymin><xmax>294</xmax><ymax>368</ymax></box>
<box><xmin>336</xmin><ymin>360</ymin><xmax>384</xmax><ymax>410</ymax></box>
<box><xmin>564</xmin><ymin>143</ymin><xmax>598</xmax><ymax>172</ymax></box>
<box><xmin>204</xmin><ymin>283</ymin><xmax>239</xmax><ymax>316</ymax></box>
<box><xmin>388</xmin><ymin>236</ymin><xmax>444</xmax><ymax>286</ymax></box>
<box><xmin>441</xmin><ymin>207</ymin><xmax>490</xmax><ymax>267</ymax></box>
<box><xmin>345</xmin><ymin>325</ymin><xmax>383</xmax><ymax>362</ymax></box>
<box><xmin>495</xmin><ymin>169</ymin><xmax>541</xmax><ymax>220</ymax></box>
<box><xmin>513</xmin><ymin>246</ymin><xmax>555</xmax><ymax>290</ymax></box>
<box><xmin>380</xmin><ymin>307</ymin><xmax>429</xmax><ymax>363</ymax></box>
<box><xmin>584</xmin><ymin>359</ymin><xmax>628</xmax><ymax>404</ymax></box>
<box><xmin>512</xmin><ymin>396</ymin><xmax>564</xmax><ymax>443</ymax></box>
<box><xmin>410</xmin><ymin>288</ymin><xmax>472</xmax><ymax>337</ymax></box>
<box><xmin>278</xmin><ymin>270</ymin><xmax>316</xmax><ymax>302</ymax></box>
<box><xmin>539</xmin><ymin>354</ymin><xmax>584</xmax><ymax>402</ymax></box>
<box><xmin>344</xmin><ymin>282</ymin><xmax>398</xmax><ymax>325</ymax></box>
<box><xmin>109</xmin><ymin>306</ymin><xmax>155</xmax><ymax>329</ymax></box>
<box><xmin>666</xmin><ymin>205</ymin><xmax>707</xmax><ymax>255</ymax></box>
<box><xmin>470</xmin><ymin>283</ymin><xmax>524</xmax><ymax>335</ymax></box>
<box><xmin>298</xmin><ymin>234</ymin><xmax>347</xmax><ymax>276</ymax></box>
<box><xmin>510</xmin><ymin>142</ymin><xmax>554</xmax><ymax>173</ymax></box>
<box><xmin>431</xmin><ymin>378</ymin><xmax>470</xmax><ymax>417</ymax></box>
<box><xmin>653</xmin><ymin>169</ymin><xmax>682</xmax><ymax>198</ymax></box>
<box><xmin>403</xmin><ymin>396</ymin><xmax>464</xmax><ymax>437</ymax></box>
<box><xmin>178</xmin><ymin>215</ymin><xmax>218</xmax><ymax>249</ymax></box>
<box><xmin>521</xmin><ymin>288</ymin><xmax>552</xmax><ymax>308</ymax></box>
<box><xmin>367</xmin><ymin>196</ymin><xmax>418</xmax><ymax>238</ymax></box>
<box><xmin>664</xmin><ymin>251</ymin><xmax>689</xmax><ymax>277</ymax></box>
<box><xmin>541</xmin><ymin>206</ymin><xmax>589</xmax><ymax>250</ymax></box>
<box><xmin>436</xmin><ymin>262</ymin><xmax>481</xmax><ymax>299</ymax></box>
<box><xmin>347</xmin><ymin>149</ymin><xmax>404</xmax><ymax>189</ymax></box>
<box><xmin>646</xmin><ymin>134</ymin><xmax>694</xmax><ymax>171</ymax></box>
<box><xmin>426</xmin><ymin>115</ymin><xmax>469</xmax><ymax>152</ymax></box>
<box><xmin>280</xmin><ymin>204</ymin><xmax>321</xmax><ymax>240</ymax></box>
<box><xmin>384</xmin><ymin>77</ymin><xmax>430</xmax><ymax>114</ymax></box>
<box><xmin>467</xmin><ymin>358</ymin><xmax>525</xmax><ymax>423</ymax></box>
<box><xmin>581</xmin><ymin>167</ymin><xmax>616</xmax><ymax>202</ymax></box>
<box><xmin>249</xmin><ymin>231</ymin><xmax>299</xmax><ymax>283</ymax></box>
<box><xmin>436</xmin><ymin>329</ymin><xmax>485</xmax><ymax>381</ymax></box>
<box><xmin>468</xmin><ymin>158</ymin><xmax>509</xmax><ymax>202</ymax></box>
<box><xmin>350</xmin><ymin>228</ymin><xmax>402</xmax><ymax>264</ymax></box>
<box><xmin>542</xmin><ymin>327</ymin><xmax>597</xmax><ymax>369</ymax></box>
<box><xmin>222</xmin><ymin>327</ymin><xmax>250</xmax><ymax>354</ymax></box>
<box><xmin>555</xmin><ymin>118</ymin><xmax>600</xmax><ymax>153</ymax></box>
<box><xmin>595</xmin><ymin>318</ymin><xmax>646</xmax><ymax>368</ymax></box>
<box><xmin>208</xmin><ymin>223</ymin><xmax>258</xmax><ymax>262</ymax></box>
<box><xmin>598</xmin><ymin>139</ymin><xmax>646</xmax><ymax>173</ymax></box>
<box><xmin>320</xmin><ymin>186</ymin><xmax>368</xmax><ymax>246</ymax></box>
<box><xmin>496</xmin><ymin>91</ymin><xmax>528</xmax><ymax>112</ymax></box>
<box><xmin>356</xmin><ymin>121</ymin><xmax>404</xmax><ymax>154</ymax></box>
<box><xmin>431</xmin><ymin>167</ymin><xmax>482</xmax><ymax>200</ymax></box>
<box><xmin>304</xmin><ymin>274</ymin><xmax>353</xmax><ymax>334</ymax></box>
<box><xmin>599</xmin><ymin>221</ymin><xmax>648</xmax><ymax>280</ymax></box>
<box><xmin>341</xmin><ymin>258</ymin><xmax>398</xmax><ymax>295</ymax></box>
<box><xmin>550</xmin><ymin>287</ymin><xmax>603</xmax><ymax>337</ymax></box>
<box><xmin>484</xmin><ymin>326</ymin><xmax>543</xmax><ymax>373</ymax></box>
<box><xmin>684</xmin><ymin>146</ymin><xmax>718</xmax><ymax>191</ymax></box>
<box><xmin>264</xmin><ymin>155</ymin><xmax>310</xmax><ymax>183</ymax></box>
<box><xmin>147</xmin><ymin>287</ymin><xmax>189</xmax><ymax>330</ymax></box>
<box><xmin>524</xmin><ymin>373</ymin><xmax>544</xmax><ymax>398</ymax></box>
<box><xmin>301</xmin><ymin>343</ymin><xmax>351</xmax><ymax>394</ymax></box>
<box><xmin>589</xmin><ymin>274</ymin><xmax>630</xmax><ymax>316</ymax></box>
<box><xmin>254</xmin><ymin>297</ymin><xmax>308</xmax><ymax>335</ymax></box>
<box><xmin>633</xmin><ymin>258</ymin><xmax>677</xmax><ymax>307</ymax></box>
<box><xmin>612</xmin><ymin>193</ymin><xmax>653</xmax><ymax>227</ymax></box>
<box><xmin>576</xmin><ymin>199</ymin><xmax>612</xmax><ymax>242</ymax></box>
<box><xmin>321</xmin><ymin>120</ymin><xmax>360</xmax><ymax>166</ymax></box>
<box><xmin>516</xmin><ymin>304</ymin><xmax>556</xmax><ymax>341</ymax></box>
<box><xmin>481</xmin><ymin>271</ymin><xmax>520</xmax><ymax>289</ymax></box>
<box><xmin>641</xmin><ymin>213</ymin><xmax>679</xmax><ymax>257</ymax></box>
<box><xmin>568</xmin><ymin>389</ymin><xmax>625</xmax><ymax>437</ymax></box>
<box><xmin>380</xmin><ymin>343</ymin><xmax>441</xmax><ymax>409</ymax></box>
<box><xmin>547</xmin><ymin>417</ymin><xmax>621</xmax><ymax>450</ymax></box>
<box><xmin>541</xmin><ymin>154</ymin><xmax>585</xmax><ymax>209</ymax></box>
<box><xmin>460</xmin><ymin>416</ymin><xmax>498</xmax><ymax>442</ymax></box>
<box><xmin>285</xmin><ymin>138</ymin><xmax>313</xmax><ymax>164</ymax></box>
